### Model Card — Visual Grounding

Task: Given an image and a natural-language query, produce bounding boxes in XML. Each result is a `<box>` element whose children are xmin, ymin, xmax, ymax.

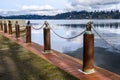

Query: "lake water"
<box><xmin>29</xmin><ymin>19</ymin><xmax>120</xmax><ymax>53</ymax></box>
<box><xmin>28</xmin><ymin>19</ymin><xmax>120</xmax><ymax>74</ymax></box>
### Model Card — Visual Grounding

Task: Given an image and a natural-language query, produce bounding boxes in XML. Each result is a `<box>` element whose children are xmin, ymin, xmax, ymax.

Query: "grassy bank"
<box><xmin>0</xmin><ymin>35</ymin><xmax>78</xmax><ymax>80</ymax></box>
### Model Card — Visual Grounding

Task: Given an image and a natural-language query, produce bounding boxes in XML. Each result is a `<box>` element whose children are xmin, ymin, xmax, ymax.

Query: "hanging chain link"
<box><xmin>92</xmin><ymin>27</ymin><xmax>120</xmax><ymax>52</ymax></box>
<box><xmin>47</xmin><ymin>24</ymin><xmax>85</xmax><ymax>40</ymax></box>
<box><xmin>31</xmin><ymin>24</ymin><xmax>45</xmax><ymax>30</ymax></box>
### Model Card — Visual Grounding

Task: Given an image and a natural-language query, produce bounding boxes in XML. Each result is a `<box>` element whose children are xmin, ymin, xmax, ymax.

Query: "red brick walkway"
<box><xmin>0</xmin><ymin>32</ymin><xmax>120</xmax><ymax>80</ymax></box>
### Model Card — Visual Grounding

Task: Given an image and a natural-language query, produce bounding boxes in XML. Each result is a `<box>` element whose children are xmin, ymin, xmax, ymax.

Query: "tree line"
<box><xmin>1</xmin><ymin>10</ymin><xmax>120</xmax><ymax>19</ymax></box>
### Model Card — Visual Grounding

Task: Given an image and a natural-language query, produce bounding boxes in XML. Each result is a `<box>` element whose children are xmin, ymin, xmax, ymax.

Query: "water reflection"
<box><xmin>31</xmin><ymin>20</ymin><xmax>120</xmax><ymax>52</ymax></box>
<box><xmin>94</xmin><ymin>23</ymin><xmax>120</xmax><ymax>29</ymax></box>
<box><xmin>58</xmin><ymin>24</ymin><xmax>86</xmax><ymax>28</ymax></box>
<box><xmin>58</xmin><ymin>22</ymin><xmax>120</xmax><ymax>29</ymax></box>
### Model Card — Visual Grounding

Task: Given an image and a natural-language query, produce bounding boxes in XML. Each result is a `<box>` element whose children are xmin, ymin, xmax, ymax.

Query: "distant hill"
<box><xmin>1</xmin><ymin>10</ymin><xmax>120</xmax><ymax>19</ymax></box>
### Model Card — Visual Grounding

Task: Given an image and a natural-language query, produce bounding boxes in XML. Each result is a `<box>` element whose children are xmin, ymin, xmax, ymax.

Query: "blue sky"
<box><xmin>0</xmin><ymin>0</ymin><xmax>120</xmax><ymax>16</ymax></box>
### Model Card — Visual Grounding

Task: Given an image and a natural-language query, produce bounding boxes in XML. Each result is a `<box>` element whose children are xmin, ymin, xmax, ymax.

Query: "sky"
<box><xmin>0</xmin><ymin>0</ymin><xmax>120</xmax><ymax>16</ymax></box>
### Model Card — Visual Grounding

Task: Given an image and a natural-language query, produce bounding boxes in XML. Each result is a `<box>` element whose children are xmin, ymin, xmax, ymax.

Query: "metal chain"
<box><xmin>31</xmin><ymin>24</ymin><xmax>45</xmax><ymax>30</ymax></box>
<box><xmin>49</xmin><ymin>25</ymin><xmax>85</xmax><ymax>39</ymax></box>
<box><xmin>92</xmin><ymin>27</ymin><xmax>120</xmax><ymax>52</ymax></box>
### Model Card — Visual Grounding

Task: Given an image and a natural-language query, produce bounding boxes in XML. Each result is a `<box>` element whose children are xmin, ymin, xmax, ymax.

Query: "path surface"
<box><xmin>0</xmin><ymin>35</ymin><xmax>77</xmax><ymax>80</ymax></box>
<box><xmin>0</xmin><ymin>32</ymin><xmax>120</xmax><ymax>80</ymax></box>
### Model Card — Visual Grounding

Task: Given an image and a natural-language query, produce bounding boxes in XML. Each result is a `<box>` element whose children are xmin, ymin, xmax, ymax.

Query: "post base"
<box><xmin>79</xmin><ymin>69</ymin><xmax>95</xmax><ymax>74</ymax></box>
<box><xmin>83</xmin><ymin>68</ymin><xmax>95</xmax><ymax>74</ymax></box>
<box><xmin>42</xmin><ymin>50</ymin><xmax>51</xmax><ymax>54</ymax></box>
<box><xmin>26</xmin><ymin>43</ymin><xmax>31</xmax><ymax>45</ymax></box>
<box><xmin>85</xmin><ymin>31</ymin><xmax>93</xmax><ymax>34</ymax></box>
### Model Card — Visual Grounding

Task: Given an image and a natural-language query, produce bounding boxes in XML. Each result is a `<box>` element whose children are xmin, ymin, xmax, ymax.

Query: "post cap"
<box><xmin>27</xmin><ymin>21</ymin><xmax>31</xmax><ymax>26</ymax></box>
<box><xmin>44</xmin><ymin>21</ymin><xmax>50</xmax><ymax>29</ymax></box>
<box><xmin>85</xmin><ymin>21</ymin><xmax>93</xmax><ymax>34</ymax></box>
<box><xmin>44</xmin><ymin>21</ymin><xmax>49</xmax><ymax>27</ymax></box>
<box><xmin>8</xmin><ymin>20</ymin><xmax>11</xmax><ymax>24</ymax></box>
<box><xmin>15</xmin><ymin>21</ymin><xmax>18</xmax><ymax>24</ymax></box>
<box><xmin>15</xmin><ymin>21</ymin><xmax>19</xmax><ymax>26</ymax></box>
<box><xmin>86</xmin><ymin>21</ymin><xmax>93</xmax><ymax>31</ymax></box>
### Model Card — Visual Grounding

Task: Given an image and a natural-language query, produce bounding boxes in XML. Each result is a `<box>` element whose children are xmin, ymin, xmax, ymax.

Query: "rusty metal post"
<box><xmin>1</xmin><ymin>21</ymin><xmax>3</xmax><ymax>31</ymax></box>
<box><xmin>26</xmin><ymin>21</ymin><xmax>31</xmax><ymax>43</ymax></box>
<box><xmin>0</xmin><ymin>21</ymin><xmax>1</xmax><ymax>31</ymax></box>
<box><xmin>15</xmin><ymin>21</ymin><xmax>20</xmax><ymax>38</ymax></box>
<box><xmin>83</xmin><ymin>22</ymin><xmax>95</xmax><ymax>74</ymax></box>
<box><xmin>43</xmin><ymin>21</ymin><xmax>51</xmax><ymax>53</ymax></box>
<box><xmin>8</xmin><ymin>20</ymin><xmax>12</xmax><ymax>35</ymax></box>
<box><xmin>0</xmin><ymin>21</ymin><xmax>3</xmax><ymax>31</ymax></box>
<box><xmin>4</xmin><ymin>21</ymin><xmax>7</xmax><ymax>33</ymax></box>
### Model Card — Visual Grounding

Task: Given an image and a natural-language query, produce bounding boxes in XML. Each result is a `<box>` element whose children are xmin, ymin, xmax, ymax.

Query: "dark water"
<box><xmin>30</xmin><ymin>19</ymin><xmax>120</xmax><ymax>75</ymax></box>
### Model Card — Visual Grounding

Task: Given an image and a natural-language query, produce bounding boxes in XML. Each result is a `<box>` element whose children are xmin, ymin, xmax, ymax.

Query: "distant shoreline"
<box><xmin>1</xmin><ymin>10</ymin><xmax>120</xmax><ymax>19</ymax></box>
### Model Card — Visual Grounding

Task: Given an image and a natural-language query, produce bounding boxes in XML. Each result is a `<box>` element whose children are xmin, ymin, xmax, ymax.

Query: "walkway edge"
<box><xmin>0</xmin><ymin>32</ymin><xmax>120</xmax><ymax>80</ymax></box>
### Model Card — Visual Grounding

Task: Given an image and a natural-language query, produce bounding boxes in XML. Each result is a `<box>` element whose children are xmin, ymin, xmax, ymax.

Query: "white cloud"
<box><xmin>0</xmin><ymin>5</ymin><xmax>66</xmax><ymax>16</ymax></box>
<box><xmin>68</xmin><ymin>0</ymin><xmax>120</xmax><ymax>11</ymax></box>
<box><xmin>21</xmin><ymin>5</ymin><xmax>54</xmax><ymax>11</ymax></box>
<box><xmin>20</xmin><ymin>5</ymin><xmax>66</xmax><ymax>15</ymax></box>
<box><xmin>0</xmin><ymin>10</ymin><xmax>65</xmax><ymax>16</ymax></box>
<box><xmin>29</xmin><ymin>9</ymin><xmax>65</xmax><ymax>15</ymax></box>
<box><xmin>0</xmin><ymin>0</ymin><xmax>120</xmax><ymax>16</ymax></box>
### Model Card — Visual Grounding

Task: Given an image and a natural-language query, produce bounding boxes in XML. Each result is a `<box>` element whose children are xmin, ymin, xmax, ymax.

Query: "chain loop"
<box><xmin>31</xmin><ymin>24</ymin><xmax>45</xmax><ymax>30</ymax></box>
<box><xmin>48</xmin><ymin>24</ymin><xmax>85</xmax><ymax>39</ymax></box>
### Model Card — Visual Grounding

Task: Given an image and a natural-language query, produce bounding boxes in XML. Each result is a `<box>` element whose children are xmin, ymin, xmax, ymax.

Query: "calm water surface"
<box><xmin>29</xmin><ymin>19</ymin><xmax>120</xmax><ymax>53</ymax></box>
